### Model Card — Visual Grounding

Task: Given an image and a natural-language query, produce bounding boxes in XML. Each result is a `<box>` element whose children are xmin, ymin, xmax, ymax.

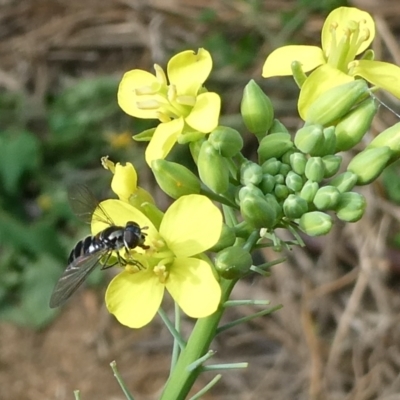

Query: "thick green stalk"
<box><xmin>160</xmin><ymin>278</ymin><xmax>236</xmax><ymax>399</ymax></box>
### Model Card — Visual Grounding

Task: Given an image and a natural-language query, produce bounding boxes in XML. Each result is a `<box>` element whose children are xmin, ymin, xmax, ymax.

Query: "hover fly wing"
<box><xmin>68</xmin><ymin>184</ymin><xmax>114</xmax><ymax>225</ymax></box>
<box><xmin>49</xmin><ymin>250</ymin><xmax>107</xmax><ymax>308</ymax></box>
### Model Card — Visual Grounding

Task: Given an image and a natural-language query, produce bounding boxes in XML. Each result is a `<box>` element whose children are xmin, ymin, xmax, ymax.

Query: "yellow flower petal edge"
<box><xmin>118</xmin><ymin>69</ymin><xmax>162</xmax><ymax>119</ymax></box>
<box><xmin>298</xmin><ymin>64</ymin><xmax>353</xmax><ymax>119</ymax></box>
<box><xmin>111</xmin><ymin>162</ymin><xmax>138</xmax><ymax>202</ymax></box>
<box><xmin>106</xmin><ymin>270</ymin><xmax>164</xmax><ymax>328</ymax></box>
<box><xmin>185</xmin><ymin>92</ymin><xmax>221</xmax><ymax>133</ymax></box>
<box><xmin>160</xmin><ymin>194</ymin><xmax>223</xmax><ymax>258</ymax></box>
<box><xmin>262</xmin><ymin>46</ymin><xmax>325</xmax><ymax>77</ymax></box>
<box><xmin>166</xmin><ymin>258</ymin><xmax>221</xmax><ymax>318</ymax></box>
<box><xmin>321</xmin><ymin>7</ymin><xmax>375</xmax><ymax>57</ymax></box>
<box><xmin>145</xmin><ymin>118</ymin><xmax>185</xmax><ymax>166</ymax></box>
<box><xmin>167</xmin><ymin>48</ymin><xmax>212</xmax><ymax>96</ymax></box>
<box><xmin>352</xmin><ymin>60</ymin><xmax>400</xmax><ymax>99</ymax></box>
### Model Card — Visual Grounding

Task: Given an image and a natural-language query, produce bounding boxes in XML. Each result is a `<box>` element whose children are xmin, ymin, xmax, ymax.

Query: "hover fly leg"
<box><xmin>100</xmin><ymin>251</ymin><xmax>118</xmax><ymax>270</ymax></box>
<box><xmin>123</xmin><ymin>247</ymin><xmax>145</xmax><ymax>270</ymax></box>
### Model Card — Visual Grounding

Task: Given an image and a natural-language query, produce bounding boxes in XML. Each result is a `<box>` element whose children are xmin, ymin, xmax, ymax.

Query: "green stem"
<box><xmin>110</xmin><ymin>361</ymin><xmax>135</xmax><ymax>400</ymax></box>
<box><xmin>170</xmin><ymin>302</ymin><xmax>182</xmax><ymax>373</ymax></box>
<box><xmin>159</xmin><ymin>278</ymin><xmax>236</xmax><ymax>399</ymax></box>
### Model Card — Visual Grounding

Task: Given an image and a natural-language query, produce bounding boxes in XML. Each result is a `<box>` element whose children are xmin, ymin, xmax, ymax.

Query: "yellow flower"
<box><xmin>118</xmin><ymin>49</ymin><xmax>221</xmax><ymax>165</ymax></box>
<box><xmin>101</xmin><ymin>157</ymin><xmax>154</xmax><ymax>206</ymax></box>
<box><xmin>92</xmin><ymin>195</ymin><xmax>223</xmax><ymax>328</ymax></box>
<box><xmin>262</xmin><ymin>7</ymin><xmax>400</xmax><ymax>118</ymax></box>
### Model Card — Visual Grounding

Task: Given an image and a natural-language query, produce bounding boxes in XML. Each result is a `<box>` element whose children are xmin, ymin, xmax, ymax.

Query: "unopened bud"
<box><xmin>240</xmin><ymin>193</ymin><xmax>277</xmax><ymax>229</ymax></box>
<box><xmin>322</xmin><ymin>155</ymin><xmax>342</xmax><ymax>178</ymax></box>
<box><xmin>241</xmin><ymin>79</ymin><xmax>274</xmax><ymax>136</ymax></box>
<box><xmin>299</xmin><ymin>211</ymin><xmax>333</xmax><ymax>236</ymax></box>
<box><xmin>240</xmin><ymin>161</ymin><xmax>263</xmax><ymax>186</ymax></box>
<box><xmin>275</xmin><ymin>184</ymin><xmax>290</xmax><ymax>200</ymax></box>
<box><xmin>285</xmin><ymin>171</ymin><xmax>303</xmax><ymax>192</ymax></box>
<box><xmin>152</xmin><ymin>159</ymin><xmax>201</xmax><ymax>199</ymax></box>
<box><xmin>305</xmin><ymin>157</ymin><xmax>325</xmax><ymax>182</ymax></box>
<box><xmin>260</xmin><ymin>174</ymin><xmax>275</xmax><ymax>194</ymax></box>
<box><xmin>209</xmin><ymin>126</ymin><xmax>244</xmax><ymax>157</ymax></box>
<box><xmin>347</xmin><ymin>146</ymin><xmax>392</xmax><ymax>185</ymax></box>
<box><xmin>294</xmin><ymin>124</ymin><xmax>324</xmax><ymax>154</ymax></box>
<box><xmin>335</xmin><ymin>192</ymin><xmax>366</xmax><ymax>222</ymax></box>
<box><xmin>214</xmin><ymin>246</ymin><xmax>253</xmax><ymax>279</ymax></box>
<box><xmin>300</xmin><ymin>180</ymin><xmax>319</xmax><ymax>203</ymax></box>
<box><xmin>258</xmin><ymin>132</ymin><xmax>294</xmax><ymax>163</ymax></box>
<box><xmin>269</xmin><ymin>118</ymin><xmax>289</xmax><ymax>135</ymax></box>
<box><xmin>366</xmin><ymin>122</ymin><xmax>400</xmax><ymax>164</ymax></box>
<box><xmin>305</xmin><ymin>79</ymin><xmax>369</xmax><ymax>126</ymax></box>
<box><xmin>290</xmin><ymin>152</ymin><xmax>307</xmax><ymax>175</ymax></box>
<box><xmin>330</xmin><ymin>171</ymin><xmax>358</xmax><ymax>193</ymax></box>
<box><xmin>313</xmin><ymin>185</ymin><xmax>340</xmax><ymax>210</ymax></box>
<box><xmin>198</xmin><ymin>141</ymin><xmax>229</xmax><ymax>193</ymax></box>
<box><xmin>262</xmin><ymin>158</ymin><xmax>281</xmax><ymax>175</ymax></box>
<box><xmin>335</xmin><ymin>97</ymin><xmax>378</xmax><ymax>152</ymax></box>
<box><xmin>283</xmin><ymin>194</ymin><xmax>308</xmax><ymax>219</ymax></box>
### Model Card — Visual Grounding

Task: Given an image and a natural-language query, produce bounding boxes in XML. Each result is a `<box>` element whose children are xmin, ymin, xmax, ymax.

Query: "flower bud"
<box><xmin>290</xmin><ymin>152</ymin><xmax>307</xmax><ymax>175</ymax></box>
<box><xmin>238</xmin><ymin>184</ymin><xmax>264</xmax><ymax>202</ymax></box>
<box><xmin>214</xmin><ymin>246</ymin><xmax>253</xmax><ymax>279</ymax></box>
<box><xmin>152</xmin><ymin>159</ymin><xmax>201</xmax><ymax>199</ymax></box>
<box><xmin>240</xmin><ymin>161</ymin><xmax>263</xmax><ymax>186</ymax></box>
<box><xmin>274</xmin><ymin>174</ymin><xmax>284</xmax><ymax>185</ymax></box>
<box><xmin>279</xmin><ymin>163</ymin><xmax>291</xmax><ymax>176</ymax></box>
<box><xmin>260</xmin><ymin>174</ymin><xmax>275</xmax><ymax>194</ymax></box>
<box><xmin>329</xmin><ymin>171</ymin><xmax>358</xmax><ymax>193</ymax></box>
<box><xmin>269</xmin><ymin>118</ymin><xmax>289</xmax><ymax>135</ymax></box>
<box><xmin>299</xmin><ymin>211</ymin><xmax>333</xmax><ymax>236</ymax></box>
<box><xmin>285</xmin><ymin>171</ymin><xmax>303</xmax><ymax>192</ymax></box>
<box><xmin>322</xmin><ymin>155</ymin><xmax>342</xmax><ymax>178</ymax></box>
<box><xmin>366</xmin><ymin>122</ymin><xmax>400</xmax><ymax>164</ymax></box>
<box><xmin>305</xmin><ymin>79</ymin><xmax>369</xmax><ymax>126</ymax></box>
<box><xmin>335</xmin><ymin>192</ymin><xmax>366</xmax><ymax>222</ymax></box>
<box><xmin>294</xmin><ymin>124</ymin><xmax>324</xmax><ymax>154</ymax></box>
<box><xmin>262</xmin><ymin>158</ymin><xmax>281</xmax><ymax>175</ymax></box>
<box><xmin>274</xmin><ymin>184</ymin><xmax>290</xmax><ymax>200</ymax></box>
<box><xmin>198</xmin><ymin>141</ymin><xmax>229</xmax><ymax>193</ymax></box>
<box><xmin>281</xmin><ymin>149</ymin><xmax>296</xmax><ymax>165</ymax></box>
<box><xmin>258</xmin><ymin>132</ymin><xmax>294</xmax><ymax>163</ymax></box>
<box><xmin>209</xmin><ymin>126</ymin><xmax>244</xmax><ymax>157</ymax></box>
<box><xmin>347</xmin><ymin>146</ymin><xmax>392</xmax><ymax>185</ymax></box>
<box><xmin>240</xmin><ymin>193</ymin><xmax>277</xmax><ymax>229</ymax></box>
<box><xmin>305</xmin><ymin>157</ymin><xmax>325</xmax><ymax>182</ymax></box>
<box><xmin>320</xmin><ymin>126</ymin><xmax>337</xmax><ymax>156</ymax></box>
<box><xmin>209</xmin><ymin>224</ymin><xmax>236</xmax><ymax>252</ymax></box>
<box><xmin>265</xmin><ymin>193</ymin><xmax>283</xmax><ymax>221</ymax></box>
<box><xmin>313</xmin><ymin>185</ymin><xmax>340</xmax><ymax>210</ymax></box>
<box><xmin>335</xmin><ymin>97</ymin><xmax>378</xmax><ymax>151</ymax></box>
<box><xmin>241</xmin><ymin>79</ymin><xmax>274</xmax><ymax>136</ymax></box>
<box><xmin>283</xmin><ymin>194</ymin><xmax>308</xmax><ymax>219</ymax></box>
<box><xmin>300</xmin><ymin>180</ymin><xmax>319</xmax><ymax>203</ymax></box>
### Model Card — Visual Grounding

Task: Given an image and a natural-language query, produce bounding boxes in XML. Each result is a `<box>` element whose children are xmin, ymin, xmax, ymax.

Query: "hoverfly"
<box><xmin>49</xmin><ymin>185</ymin><xmax>149</xmax><ymax>308</ymax></box>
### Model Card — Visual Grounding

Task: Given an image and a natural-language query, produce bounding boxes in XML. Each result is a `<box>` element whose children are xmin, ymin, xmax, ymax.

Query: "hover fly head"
<box><xmin>124</xmin><ymin>221</ymin><xmax>149</xmax><ymax>250</ymax></box>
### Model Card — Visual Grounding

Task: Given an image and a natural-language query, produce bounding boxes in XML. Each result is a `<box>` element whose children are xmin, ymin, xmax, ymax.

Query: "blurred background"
<box><xmin>1</xmin><ymin>0</ymin><xmax>400</xmax><ymax>399</ymax></box>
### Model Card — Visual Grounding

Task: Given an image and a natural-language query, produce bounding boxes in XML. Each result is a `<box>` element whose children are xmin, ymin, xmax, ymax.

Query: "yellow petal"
<box><xmin>145</xmin><ymin>118</ymin><xmax>184</xmax><ymax>166</ymax></box>
<box><xmin>91</xmin><ymin>199</ymin><xmax>158</xmax><ymax>245</ymax></box>
<box><xmin>322</xmin><ymin>7</ymin><xmax>375</xmax><ymax>56</ymax></box>
<box><xmin>298</xmin><ymin>64</ymin><xmax>353</xmax><ymax>119</ymax></box>
<box><xmin>111</xmin><ymin>162</ymin><xmax>138</xmax><ymax>202</ymax></box>
<box><xmin>106</xmin><ymin>270</ymin><xmax>164</xmax><ymax>328</ymax></box>
<box><xmin>160</xmin><ymin>194</ymin><xmax>222</xmax><ymax>258</ymax></box>
<box><xmin>262</xmin><ymin>46</ymin><xmax>325</xmax><ymax>77</ymax></box>
<box><xmin>166</xmin><ymin>258</ymin><xmax>221</xmax><ymax>318</ymax></box>
<box><xmin>167</xmin><ymin>49</ymin><xmax>212</xmax><ymax>96</ymax></box>
<box><xmin>185</xmin><ymin>92</ymin><xmax>221</xmax><ymax>133</ymax></box>
<box><xmin>118</xmin><ymin>69</ymin><xmax>161</xmax><ymax>119</ymax></box>
<box><xmin>352</xmin><ymin>60</ymin><xmax>400</xmax><ymax>99</ymax></box>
